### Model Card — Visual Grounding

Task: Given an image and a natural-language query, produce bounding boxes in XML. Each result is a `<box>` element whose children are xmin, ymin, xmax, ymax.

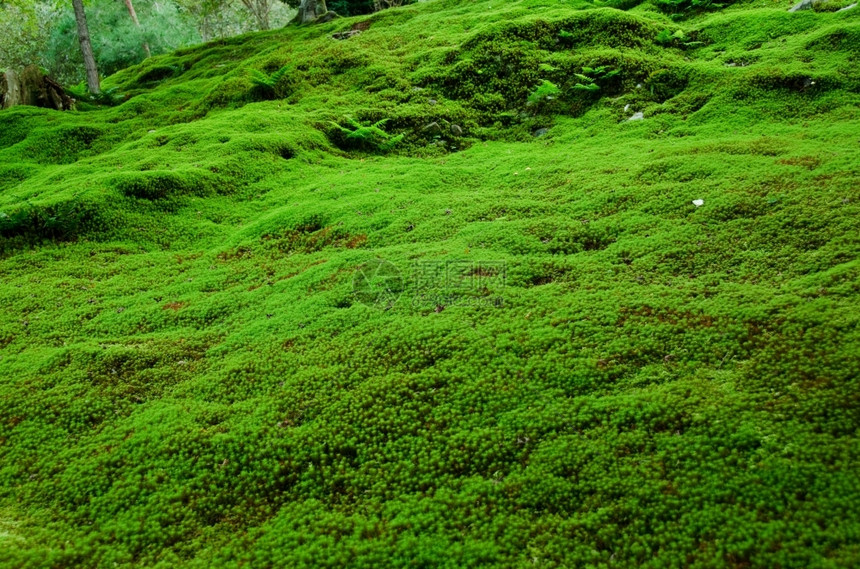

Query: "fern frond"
<box><xmin>249</xmin><ymin>69</ymin><xmax>273</xmax><ymax>88</ymax></box>
<box><xmin>381</xmin><ymin>134</ymin><xmax>405</xmax><ymax>151</ymax></box>
<box><xmin>330</xmin><ymin>118</ymin><xmax>402</xmax><ymax>153</ymax></box>
<box><xmin>270</xmin><ymin>65</ymin><xmax>291</xmax><ymax>84</ymax></box>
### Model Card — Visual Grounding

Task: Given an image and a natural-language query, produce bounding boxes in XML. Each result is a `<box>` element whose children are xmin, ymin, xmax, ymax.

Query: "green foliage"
<box><xmin>0</xmin><ymin>1</ymin><xmax>52</xmax><ymax>70</ymax></box>
<box><xmin>325</xmin><ymin>0</ymin><xmax>377</xmax><ymax>15</ymax></box>
<box><xmin>443</xmin><ymin>12</ymin><xmax>653</xmax><ymax>116</ymax></box>
<box><xmin>249</xmin><ymin>65</ymin><xmax>292</xmax><ymax>99</ymax></box>
<box><xmin>291</xmin><ymin>0</ymin><xmax>416</xmax><ymax>17</ymax></box>
<box><xmin>572</xmin><ymin>65</ymin><xmax>619</xmax><ymax>92</ymax></box>
<box><xmin>811</xmin><ymin>0</ymin><xmax>855</xmax><ymax>11</ymax></box>
<box><xmin>655</xmin><ymin>28</ymin><xmax>675</xmax><ymax>45</ymax></box>
<box><xmin>527</xmin><ymin>79</ymin><xmax>562</xmax><ymax>105</ymax></box>
<box><xmin>329</xmin><ymin>117</ymin><xmax>404</xmax><ymax>152</ymax></box>
<box><xmin>176</xmin><ymin>0</ymin><xmax>294</xmax><ymax>38</ymax></box>
<box><xmin>12</xmin><ymin>123</ymin><xmax>106</xmax><ymax>164</ymax></box>
<box><xmin>41</xmin><ymin>0</ymin><xmax>199</xmax><ymax>85</ymax></box>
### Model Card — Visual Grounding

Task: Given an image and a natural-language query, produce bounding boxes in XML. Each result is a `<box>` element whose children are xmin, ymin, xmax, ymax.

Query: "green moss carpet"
<box><xmin>1</xmin><ymin>0</ymin><xmax>859</xmax><ymax>566</ymax></box>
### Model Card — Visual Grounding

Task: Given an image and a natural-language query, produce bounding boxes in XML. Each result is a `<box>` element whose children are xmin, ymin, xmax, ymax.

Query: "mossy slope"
<box><xmin>1</xmin><ymin>0</ymin><xmax>859</xmax><ymax>567</ymax></box>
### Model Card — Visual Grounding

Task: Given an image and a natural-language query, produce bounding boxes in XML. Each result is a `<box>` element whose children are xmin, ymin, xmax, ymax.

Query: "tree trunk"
<box><xmin>1</xmin><ymin>66</ymin><xmax>74</xmax><ymax>111</ymax></box>
<box><xmin>122</xmin><ymin>0</ymin><xmax>152</xmax><ymax>58</ymax></box>
<box><xmin>297</xmin><ymin>0</ymin><xmax>329</xmax><ymax>24</ymax></box>
<box><xmin>72</xmin><ymin>0</ymin><xmax>100</xmax><ymax>94</ymax></box>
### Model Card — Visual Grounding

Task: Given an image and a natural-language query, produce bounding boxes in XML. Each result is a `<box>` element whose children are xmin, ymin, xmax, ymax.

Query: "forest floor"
<box><xmin>1</xmin><ymin>0</ymin><xmax>859</xmax><ymax>566</ymax></box>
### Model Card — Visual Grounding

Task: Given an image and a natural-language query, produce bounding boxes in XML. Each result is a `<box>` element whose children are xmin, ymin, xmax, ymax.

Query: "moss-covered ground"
<box><xmin>1</xmin><ymin>0</ymin><xmax>859</xmax><ymax>566</ymax></box>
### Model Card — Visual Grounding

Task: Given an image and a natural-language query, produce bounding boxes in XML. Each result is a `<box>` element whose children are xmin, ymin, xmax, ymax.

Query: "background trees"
<box><xmin>0</xmin><ymin>0</ymin><xmax>413</xmax><ymax>92</ymax></box>
<box><xmin>121</xmin><ymin>0</ymin><xmax>152</xmax><ymax>58</ymax></box>
<box><xmin>173</xmin><ymin>0</ymin><xmax>294</xmax><ymax>41</ymax></box>
<box><xmin>0</xmin><ymin>1</ymin><xmax>54</xmax><ymax>71</ymax></box>
<box><xmin>0</xmin><ymin>0</ymin><xmax>293</xmax><ymax>87</ymax></box>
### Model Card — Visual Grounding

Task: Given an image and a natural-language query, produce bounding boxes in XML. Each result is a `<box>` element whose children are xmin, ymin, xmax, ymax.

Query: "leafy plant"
<box><xmin>249</xmin><ymin>65</ymin><xmax>292</xmax><ymax>99</ymax></box>
<box><xmin>329</xmin><ymin>117</ymin><xmax>404</xmax><ymax>152</ymax></box>
<box><xmin>655</xmin><ymin>29</ymin><xmax>675</xmax><ymax>46</ymax></box>
<box><xmin>572</xmin><ymin>81</ymin><xmax>601</xmax><ymax>92</ymax></box>
<box><xmin>527</xmin><ymin>79</ymin><xmax>562</xmax><ymax>106</ymax></box>
<box><xmin>574</xmin><ymin>66</ymin><xmax>620</xmax><ymax>91</ymax></box>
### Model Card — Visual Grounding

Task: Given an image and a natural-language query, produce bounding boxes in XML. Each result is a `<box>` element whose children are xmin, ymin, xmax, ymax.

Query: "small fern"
<box><xmin>527</xmin><ymin>80</ymin><xmax>562</xmax><ymax>106</ymax></box>
<box><xmin>249</xmin><ymin>65</ymin><xmax>292</xmax><ymax>99</ymax></box>
<box><xmin>330</xmin><ymin>118</ymin><xmax>404</xmax><ymax>152</ymax></box>
<box><xmin>573</xmin><ymin>66</ymin><xmax>619</xmax><ymax>92</ymax></box>
<box><xmin>656</xmin><ymin>29</ymin><xmax>675</xmax><ymax>46</ymax></box>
